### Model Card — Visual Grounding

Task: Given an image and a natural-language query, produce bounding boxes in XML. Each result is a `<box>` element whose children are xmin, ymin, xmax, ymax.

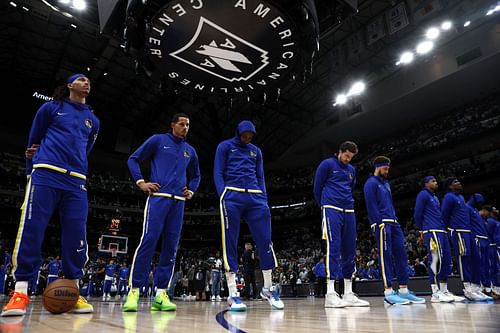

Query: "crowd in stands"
<box><xmin>1</xmin><ymin>93</ymin><xmax>500</xmax><ymax>296</ymax></box>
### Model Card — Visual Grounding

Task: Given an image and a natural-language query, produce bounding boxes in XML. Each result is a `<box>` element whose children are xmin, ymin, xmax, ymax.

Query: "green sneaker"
<box><xmin>123</xmin><ymin>289</ymin><xmax>140</xmax><ymax>312</ymax></box>
<box><xmin>151</xmin><ymin>291</ymin><xmax>177</xmax><ymax>311</ymax></box>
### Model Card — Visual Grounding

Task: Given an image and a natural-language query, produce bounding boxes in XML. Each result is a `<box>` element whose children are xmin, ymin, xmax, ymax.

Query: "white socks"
<box><xmin>431</xmin><ymin>284</ymin><xmax>439</xmax><ymax>294</ymax></box>
<box><xmin>440</xmin><ymin>282</ymin><xmax>448</xmax><ymax>293</ymax></box>
<box><xmin>156</xmin><ymin>288</ymin><xmax>166</xmax><ymax>296</ymax></box>
<box><xmin>225</xmin><ymin>272</ymin><xmax>237</xmax><ymax>296</ymax></box>
<box><xmin>15</xmin><ymin>281</ymin><xmax>28</xmax><ymax>294</ymax></box>
<box><xmin>262</xmin><ymin>270</ymin><xmax>272</xmax><ymax>289</ymax></box>
<box><xmin>327</xmin><ymin>280</ymin><xmax>335</xmax><ymax>294</ymax></box>
<box><xmin>344</xmin><ymin>279</ymin><xmax>352</xmax><ymax>294</ymax></box>
<box><xmin>399</xmin><ymin>287</ymin><xmax>409</xmax><ymax>294</ymax></box>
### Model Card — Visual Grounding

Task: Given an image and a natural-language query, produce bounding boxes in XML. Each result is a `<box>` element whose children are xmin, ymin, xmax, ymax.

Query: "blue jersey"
<box><xmin>313</xmin><ymin>155</ymin><xmax>356</xmax><ymax>209</ymax></box>
<box><xmin>48</xmin><ymin>260</ymin><xmax>61</xmax><ymax>275</ymax></box>
<box><xmin>363</xmin><ymin>175</ymin><xmax>397</xmax><ymax>226</ymax></box>
<box><xmin>313</xmin><ymin>262</ymin><xmax>326</xmax><ymax>278</ymax></box>
<box><xmin>414</xmin><ymin>189</ymin><xmax>444</xmax><ymax>230</ymax></box>
<box><xmin>467</xmin><ymin>205</ymin><xmax>488</xmax><ymax>237</ymax></box>
<box><xmin>119</xmin><ymin>267</ymin><xmax>129</xmax><ymax>279</ymax></box>
<box><xmin>486</xmin><ymin>217</ymin><xmax>498</xmax><ymax>243</ymax></box>
<box><xmin>213</xmin><ymin>121</ymin><xmax>266</xmax><ymax>196</ymax></box>
<box><xmin>128</xmin><ymin>133</ymin><xmax>200</xmax><ymax>196</ymax></box>
<box><xmin>441</xmin><ymin>192</ymin><xmax>469</xmax><ymax>230</ymax></box>
<box><xmin>27</xmin><ymin>99</ymin><xmax>99</xmax><ymax>189</ymax></box>
<box><xmin>105</xmin><ymin>264</ymin><xmax>116</xmax><ymax>277</ymax></box>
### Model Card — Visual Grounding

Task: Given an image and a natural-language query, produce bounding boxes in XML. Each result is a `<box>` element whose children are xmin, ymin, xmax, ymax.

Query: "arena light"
<box><xmin>347</xmin><ymin>81</ymin><xmax>366</xmax><ymax>96</ymax></box>
<box><xmin>441</xmin><ymin>21</ymin><xmax>452</xmax><ymax>30</ymax></box>
<box><xmin>59</xmin><ymin>0</ymin><xmax>71</xmax><ymax>4</ymax></box>
<box><xmin>9</xmin><ymin>1</ymin><xmax>17</xmax><ymax>7</ymax></box>
<box><xmin>416</xmin><ymin>41</ymin><xmax>434</xmax><ymax>54</ymax></box>
<box><xmin>464</xmin><ymin>20</ymin><xmax>471</xmax><ymax>27</ymax></box>
<box><xmin>71</xmin><ymin>23</ymin><xmax>77</xmax><ymax>28</ymax></box>
<box><xmin>334</xmin><ymin>93</ymin><xmax>347</xmax><ymax>106</ymax></box>
<box><xmin>425</xmin><ymin>27</ymin><xmax>440</xmax><ymax>39</ymax></box>
<box><xmin>397</xmin><ymin>51</ymin><xmax>414</xmax><ymax>65</ymax></box>
<box><xmin>72</xmin><ymin>0</ymin><xmax>86</xmax><ymax>10</ymax></box>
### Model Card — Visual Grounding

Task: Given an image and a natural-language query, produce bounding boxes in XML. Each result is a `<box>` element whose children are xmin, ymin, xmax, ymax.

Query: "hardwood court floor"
<box><xmin>0</xmin><ymin>296</ymin><xmax>499</xmax><ymax>333</ymax></box>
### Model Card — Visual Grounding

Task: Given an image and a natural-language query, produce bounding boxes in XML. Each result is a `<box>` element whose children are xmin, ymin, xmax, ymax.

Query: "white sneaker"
<box><xmin>260</xmin><ymin>286</ymin><xmax>284</xmax><ymax>310</ymax></box>
<box><xmin>211</xmin><ymin>295</ymin><xmax>216</xmax><ymax>301</ymax></box>
<box><xmin>343</xmin><ymin>292</ymin><xmax>370</xmax><ymax>307</ymax></box>
<box><xmin>431</xmin><ymin>290</ymin><xmax>454</xmax><ymax>303</ymax></box>
<box><xmin>228</xmin><ymin>292</ymin><xmax>247</xmax><ymax>311</ymax></box>
<box><xmin>325</xmin><ymin>292</ymin><xmax>347</xmax><ymax>308</ymax></box>
<box><xmin>443</xmin><ymin>291</ymin><xmax>465</xmax><ymax>302</ymax></box>
<box><xmin>102</xmin><ymin>296</ymin><xmax>106</xmax><ymax>301</ymax></box>
<box><xmin>464</xmin><ymin>289</ymin><xmax>487</xmax><ymax>301</ymax></box>
<box><xmin>216</xmin><ymin>296</ymin><xmax>222</xmax><ymax>302</ymax></box>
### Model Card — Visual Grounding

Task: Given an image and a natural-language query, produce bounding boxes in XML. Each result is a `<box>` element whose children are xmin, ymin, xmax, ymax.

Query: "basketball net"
<box><xmin>111</xmin><ymin>249</ymin><xmax>118</xmax><ymax>258</ymax></box>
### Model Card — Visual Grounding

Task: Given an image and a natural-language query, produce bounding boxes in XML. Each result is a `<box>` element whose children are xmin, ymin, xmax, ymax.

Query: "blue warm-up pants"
<box><xmin>13</xmin><ymin>179</ymin><xmax>88</xmax><ymax>281</ymax></box>
<box><xmin>321</xmin><ymin>206</ymin><xmax>356</xmax><ymax>280</ymax></box>
<box><xmin>219</xmin><ymin>188</ymin><xmax>277</xmax><ymax>273</ymax></box>
<box><xmin>129</xmin><ymin>194</ymin><xmax>185</xmax><ymax>289</ymax></box>
<box><xmin>448</xmin><ymin>229</ymin><xmax>472</xmax><ymax>283</ymax></box>
<box><xmin>423</xmin><ymin>230</ymin><xmax>452</xmax><ymax>285</ymax></box>
<box><xmin>373</xmin><ymin>221</ymin><xmax>408</xmax><ymax>289</ymax></box>
<box><xmin>471</xmin><ymin>236</ymin><xmax>490</xmax><ymax>287</ymax></box>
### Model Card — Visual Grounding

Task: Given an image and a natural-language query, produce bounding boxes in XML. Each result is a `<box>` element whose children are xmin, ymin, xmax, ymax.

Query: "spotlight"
<box><xmin>72</xmin><ymin>0</ymin><xmax>86</xmax><ymax>10</ymax></box>
<box><xmin>59</xmin><ymin>0</ymin><xmax>71</xmax><ymax>4</ymax></box>
<box><xmin>425</xmin><ymin>27</ymin><xmax>440</xmax><ymax>39</ymax></box>
<box><xmin>335</xmin><ymin>94</ymin><xmax>347</xmax><ymax>105</ymax></box>
<box><xmin>347</xmin><ymin>81</ymin><xmax>365</xmax><ymax>96</ymax></box>
<box><xmin>70</xmin><ymin>23</ymin><xmax>77</xmax><ymax>28</ymax></box>
<box><xmin>9</xmin><ymin>2</ymin><xmax>17</xmax><ymax>7</ymax></box>
<box><xmin>441</xmin><ymin>21</ymin><xmax>452</xmax><ymax>30</ymax></box>
<box><xmin>416</xmin><ymin>41</ymin><xmax>434</xmax><ymax>54</ymax></box>
<box><xmin>87</xmin><ymin>67</ymin><xmax>91</xmax><ymax>71</ymax></box>
<box><xmin>464</xmin><ymin>21</ymin><xmax>471</xmax><ymax>27</ymax></box>
<box><xmin>398</xmin><ymin>51</ymin><xmax>414</xmax><ymax>65</ymax></box>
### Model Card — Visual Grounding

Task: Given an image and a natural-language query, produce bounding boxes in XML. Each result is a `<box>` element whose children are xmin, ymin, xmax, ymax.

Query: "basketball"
<box><xmin>42</xmin><ymin>279</ymin><xmax>80</xmax><ymax>314</ymax></box>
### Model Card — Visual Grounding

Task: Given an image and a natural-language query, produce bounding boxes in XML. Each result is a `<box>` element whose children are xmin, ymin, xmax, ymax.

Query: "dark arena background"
<box><xmin>1</xmin><ymin>0</ymin><xmax>500</xmax><ymax>332</ymax></box>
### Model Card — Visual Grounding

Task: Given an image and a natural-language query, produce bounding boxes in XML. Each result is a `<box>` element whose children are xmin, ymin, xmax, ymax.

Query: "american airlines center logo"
<box><xmin>146</xmin><ymin>0</ymin><xmax>299</xmax><ymax>94</ymax></box>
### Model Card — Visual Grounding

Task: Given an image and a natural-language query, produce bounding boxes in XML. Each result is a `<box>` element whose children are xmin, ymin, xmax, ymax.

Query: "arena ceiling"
<box><xmin>0</xmin><ymin>0</ymin><xmax>495</xmax><ymax>166</ymax></box>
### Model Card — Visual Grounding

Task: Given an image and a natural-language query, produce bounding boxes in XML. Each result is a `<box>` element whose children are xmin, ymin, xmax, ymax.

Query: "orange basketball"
<box><xmin>42</xmin><ymin>279</ymin><xmax>80</xmax><ymax>314</ymax></box>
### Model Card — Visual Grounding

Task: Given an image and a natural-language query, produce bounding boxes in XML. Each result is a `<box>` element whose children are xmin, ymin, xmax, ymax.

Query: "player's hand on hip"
<box><xmin>138</xmin><ymin>182</ymin><xmax>160</xmax><ymax>194</ymax></box>
<box><xmin>183</xmin><ymin>187</ymin><xmax>194</xmax><ymax>199</ymax></box>
<box><xmin>25</xmin><ymin>144</ymin><xmax>40</xmax><ymax>159</ymax></box>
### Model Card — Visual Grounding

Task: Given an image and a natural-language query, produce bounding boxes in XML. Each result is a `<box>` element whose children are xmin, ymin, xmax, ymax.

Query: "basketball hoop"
<box><xmin>111</xmin><ymin>248</ymin><xmax>118</xmax><ymax>258</ymax></box>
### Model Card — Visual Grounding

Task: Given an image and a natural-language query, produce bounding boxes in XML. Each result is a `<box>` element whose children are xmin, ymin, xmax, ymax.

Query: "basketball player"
<box><xmin>488</xmin><ymin>207</ymin><xmax>500</xmax><ymax>295</ymax></box>
<box><xmin>482</xmin><ymin>205</ymin><xmax>500</xmax><ymax>299</ymax></box>
<box><xmin>102</xmin><ymin>258</ymin><xmax>117</xmax><ymax>301</ymax></box>
<box><xmin>117</xmin><ymin>262</ymin><xmax>129</xmax><ymax>298</ymax></box>
<box><xmin>1</xmin><ymin>74</ymin><xmax>98</xmax><ymax>317</ymax></box>
<box><xmin>413</xmin><ymin>176</ymin><xmax>460</xmax><ymax>302</ymax></box>
<box><xmin>363</xmin><ymin>156</ymin><xmax>425</xmax><ymax>305</ymax></box>
<box><xmin>214</xmin><ymin>120</ymin><xmax>284</xmax><ymax>311</ymax></box>
<box><xmin>123</xmin><ymin>113</ymin><xmax>200</xmax><ymax>312</ymax></box>
<box><xmin>47</xmin><ymin>256</ymin><xmax>61</xmax><ymax>285</ymax></box>
<box><xmin>441</xmin><ymin>178</ymin><xmax>486</xmax><ymax>301</ymax></box>
<box><xmin>313</xmin><ymin>141</ymin><xmax>369</xmax><ymax>307</ymax></box>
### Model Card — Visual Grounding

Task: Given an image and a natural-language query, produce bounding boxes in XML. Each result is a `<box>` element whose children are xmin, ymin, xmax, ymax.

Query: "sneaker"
<box><xmin>398</xmin><ymin>290</ymin><xmax>425</xmax><ymax>304</ymax></box>
<box><xmin>72</xmin><ymin>296</ymin><xmax>94</xmax><ymax>314</ymax></box>
<box><xmin>151</xmin><ymin>291</ymin><xmax>176</xmax><ymax>311</ymax></box>
<box><xmin>1</xmin><ymin>292</ymin><xmax>30</xmax><ymax>316</ymax></box>
<box><xmin>216</xmin><ymin>296</ymin><xmax>222</xmax><ymax>302</ymax></box>
<box><xmin>228</xmin><ymin>292</ymin><xmax>247</xmax><ymax>312</ymax></box>
<box><xmin>384</xmin><ymin>291</ymin><xmax>410</xmax><ymax>305</ymax></box>
<box><xmin>463</xmin><ymin>289</ymin><xmax>487</xmax><ymax>301</ymax></box>
<box><xmin>260</xmin><ymin>286</ymin><xmax>284</xmax><ymax>310</ymax></box>
<box><xmin>443</xmin><ymin>291</ymin><xmax>465</xmax><ymax>302</ymax></box>
<box><xmin>475</xmin><ymin>290</ymin><xmax>493</xmax><ymax>301</ymax></box>
<box><xmin>211</xmin><ymin>295</ymin><xmax>215</xmax><ymax>301</ymax></box>
<box><xmin>343</xmin><ymin>292</ymin><xmax>370</xmax><ymax>307</ymax></box>
<box><xmin>431</xmin><ymin>291</ymin><xmax>454</xmax><ymax>303</ymax></box>
<box><xmin>123</xmin><ymin>289</ymin><xmax>140</xmax><ymax>312</ymax></box>
<box><xmin>325</xmin><ymin>292</ymin><xmax>347</xmax><ymax>308</ymax></box>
